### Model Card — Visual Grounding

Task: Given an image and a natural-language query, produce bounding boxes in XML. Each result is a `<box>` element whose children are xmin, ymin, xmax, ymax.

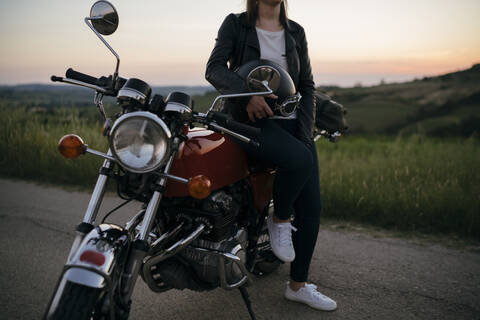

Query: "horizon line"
<box><xmin>1</xmin><ymin>62</ymin><xmax>478</xmax><ymax>90</ymax></box>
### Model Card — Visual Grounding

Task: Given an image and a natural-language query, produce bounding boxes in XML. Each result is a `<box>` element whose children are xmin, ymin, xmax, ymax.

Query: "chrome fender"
<box><xmin>64</xmin><ymin>224</ymin><xmax>128</xmax><ymax>288</ymax></box>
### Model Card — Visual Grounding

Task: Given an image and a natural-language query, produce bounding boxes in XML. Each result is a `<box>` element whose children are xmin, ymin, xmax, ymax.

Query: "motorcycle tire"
<box><xmin>49</xmin><ymin>281</ymin><xmax>101</xmax><ymax>320</ymax></box>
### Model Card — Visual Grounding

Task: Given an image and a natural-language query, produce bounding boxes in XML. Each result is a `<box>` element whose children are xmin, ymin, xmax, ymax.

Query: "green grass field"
<box><xmin>1</xmin><ymin>105</ymin><xmax>478</xmax><ymax>239</ymax></box>
<box><xmin>317</xmin><ymin>135</ymin><xmax>479</xmax><ymax>238</ymax></box>
<box><xmin>0</xmin><ymin>106</ymin><xmax>108</xmax><ymax>187</ymax></box>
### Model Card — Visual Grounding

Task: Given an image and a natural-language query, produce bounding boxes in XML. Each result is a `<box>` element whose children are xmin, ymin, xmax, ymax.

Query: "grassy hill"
<box><xmin>323</xmin><ymin>64</ymin><xmax>480</xmax><ymax>136</ymax></box>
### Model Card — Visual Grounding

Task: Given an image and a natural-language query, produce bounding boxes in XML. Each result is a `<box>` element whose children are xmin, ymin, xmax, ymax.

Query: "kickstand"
<box><xmin>238</xmin><ymin>286</ymin><xmax>256</xmax><ymax>320</ymax></box>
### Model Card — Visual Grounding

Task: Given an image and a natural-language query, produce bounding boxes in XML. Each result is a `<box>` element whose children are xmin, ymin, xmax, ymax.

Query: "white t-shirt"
<box><xmin>255</xmin><ymin>27</ymin><xmax>297</xmax><ymax>119</ymax></box>
<box><xmin>255</xmin><ymin>27</ymin><xmax>288</xmax><ymax>71</ymax></box>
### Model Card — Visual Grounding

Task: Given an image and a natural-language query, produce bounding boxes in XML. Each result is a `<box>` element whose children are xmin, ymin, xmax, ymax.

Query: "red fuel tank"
<box><xmin>164</xmin><ymin>128</ymin><xmax>249</xmax><ymax>197</ymax></box>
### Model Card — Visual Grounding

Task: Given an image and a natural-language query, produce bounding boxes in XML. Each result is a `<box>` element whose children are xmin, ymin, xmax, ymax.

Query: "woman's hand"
<box><xmin>246</xmin><ymin>94</ymin><xmax>278</xmax><ymax>122</ymax></box>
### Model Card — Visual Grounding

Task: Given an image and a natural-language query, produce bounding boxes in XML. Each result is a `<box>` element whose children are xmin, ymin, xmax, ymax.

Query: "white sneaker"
<box><xmin>267</xmin><ymin>214</ymin><xmax>297</xmax><ymax>262</ymax></box>
<box><xmin>285</xmin><ymin>282</ymin><xmax>337</xmax><ymax>311</ymax></box>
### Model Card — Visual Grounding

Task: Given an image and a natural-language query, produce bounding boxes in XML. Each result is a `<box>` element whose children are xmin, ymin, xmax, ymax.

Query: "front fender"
<box><xmin>65</xmin><ymin>224</ymin><xmax>129</xmax><ymax>288</ymax></box>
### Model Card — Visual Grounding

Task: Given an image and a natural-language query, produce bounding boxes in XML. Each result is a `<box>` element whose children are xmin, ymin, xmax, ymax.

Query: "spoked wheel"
<box><xmin>47</xmin><ymin>281</ymin><xmax>101</xmax><ymax>320</ymax></box>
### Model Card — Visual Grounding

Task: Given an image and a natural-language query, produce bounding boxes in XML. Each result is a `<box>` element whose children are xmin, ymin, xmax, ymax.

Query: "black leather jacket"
<box><xmin>205</xmin><ymin>12</ymin><xmax>315</xmax><ymax>145</ymax></box>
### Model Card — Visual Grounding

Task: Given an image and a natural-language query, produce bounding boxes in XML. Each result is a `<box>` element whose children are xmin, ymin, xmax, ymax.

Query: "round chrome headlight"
<box><xmin>109</xmin><ymin>111</ymin><xmax>171</xmax><ymax>173</ymax></box>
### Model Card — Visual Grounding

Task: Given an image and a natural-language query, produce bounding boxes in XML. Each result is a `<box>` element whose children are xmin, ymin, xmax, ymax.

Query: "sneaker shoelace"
<box><xmin>277</xmin><ymin>223</ymin><xmax>297</xmax><ymax>247</ymax></box>
<box><xmin>305</xmin><ymin>284</ymin><xmax>328</xmax><ymax>300</ymax></box>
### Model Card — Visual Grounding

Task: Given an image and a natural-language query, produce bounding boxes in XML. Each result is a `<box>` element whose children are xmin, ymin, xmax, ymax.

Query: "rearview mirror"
<box><xmin>246</xmin><ymin>66</ymin><xmax>281</xmax><ymax>92</ymax></box>
<box><xmin>85</xmin><ymin>0</ymin><xmax>120</xmax><ymax>81</ymax></box>
<box><xmin>90</xmin><ymin>0</ymin><xmax>119</xmax><ymax>36</ymax></box>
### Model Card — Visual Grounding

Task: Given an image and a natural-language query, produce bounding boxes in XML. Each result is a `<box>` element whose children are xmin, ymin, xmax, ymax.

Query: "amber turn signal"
<box><xmin>188</xmin><ymin>175</ymin><xmax>212</xmax><ymax>199</ymax></box>
<box><xmin>58</xmin><ymin>134</ymin><xmax>86</xmax><ymax>159</ymax></box>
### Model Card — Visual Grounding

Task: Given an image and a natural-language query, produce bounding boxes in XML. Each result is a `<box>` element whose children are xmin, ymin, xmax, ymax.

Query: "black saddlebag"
<box><xmin>314</xmin><ymin>91</ymin><xmax>349</xmax><ymax>133</ymax></box>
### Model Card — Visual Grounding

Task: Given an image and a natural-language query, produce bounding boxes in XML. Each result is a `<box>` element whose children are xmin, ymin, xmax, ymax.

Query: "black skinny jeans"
<box><xmin>240</xmin><ymin>118</ymin><xmax>322</xmax><ymax>283</ymax></box>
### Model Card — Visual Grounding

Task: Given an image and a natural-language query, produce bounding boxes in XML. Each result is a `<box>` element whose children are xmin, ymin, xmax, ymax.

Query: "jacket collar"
<box><xmin>284</xmin><ymin>19</ymin><xmax>296</xmax><ymax>33</ymax></box>
<box><xmin>245</xmin><ymin>26</ymin><xmax>260</xmax><ymax>52</ymax></box>
<box><xmin>286</xmin><ymin>31</ymin><xmax>297</xmax><ymax>54</ymax></box>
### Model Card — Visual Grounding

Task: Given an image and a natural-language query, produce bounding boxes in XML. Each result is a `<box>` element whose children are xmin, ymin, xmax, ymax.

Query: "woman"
<box><xmin>205</xmin><ymin>0</ymin><xmax>337</xmax><ymax>311</ymax></box>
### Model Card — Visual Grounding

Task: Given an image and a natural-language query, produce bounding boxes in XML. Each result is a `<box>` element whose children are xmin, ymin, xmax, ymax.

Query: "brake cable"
<box><xmin>101</xmin><ymin>199</ymin><xmax>133</xmax><ymax>224</ymax></box>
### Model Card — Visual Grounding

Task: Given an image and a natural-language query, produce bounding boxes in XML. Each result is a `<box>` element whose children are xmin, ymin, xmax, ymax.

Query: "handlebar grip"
<box><xmin>65</xmin><ymin>68</ymin><xmax>98</xmax><ymax>85</ymax></box>
<box><xmin>225</xmin><ymin>118</ymin><xmax>261</xmax><ymax>137</ymax></box>
<box><xmin>210</xmin><ymin>111</ymin><xmax>261</xmax><ymax>137</ymax></box>
<box><xmin>50</xmin><ymin>76</ymin><xmax>63</xmax><ymax>82</ymax></box>
<box><xmin>209</xmin><ymin>111</ymin><xmax>229</xmax><ymax>126</ymax></box>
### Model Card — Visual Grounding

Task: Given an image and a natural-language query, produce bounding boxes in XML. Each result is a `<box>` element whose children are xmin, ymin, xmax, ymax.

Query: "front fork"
<box><xmin>119</xmin><ymin>148</ymin><xmax>177</xmax><ymax>303</ymax></box>
<box><xmin>67</xmin><ymin>141</ymin><xmax>179</xmax><ymax>306</ymax></box>
<box><xmin>67</xmin><ymin>151</ymin><xmax>114</xmax><ymax>262</ymax></box>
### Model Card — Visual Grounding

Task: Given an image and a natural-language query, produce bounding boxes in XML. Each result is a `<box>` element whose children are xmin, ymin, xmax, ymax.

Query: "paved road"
<box><xmin>0</xmin><ymin>179</ymin><xmax>479</xmax><ymax>320</ymax></box>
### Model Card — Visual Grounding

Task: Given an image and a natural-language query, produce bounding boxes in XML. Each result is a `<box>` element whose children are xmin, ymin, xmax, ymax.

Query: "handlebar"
<box><xmin>193</xmin><ymin>112</ymin><xmax>260</xmax><ymax>147</ymax></box>
<box><xmin>50</xmin><ymin>68</ymin><xmax>124</xmax><ymax>96</ymax></box>
<box><xmin>209</xmin><ymin>112</ymin><xmax>261</xmax><ymax>138</ymax></box>
<box><xmin>65</xmin><ymin>68</ymin><xmax>99</xmax><ymax>85</ymax></box>
<box><xmin>50</xmin><ymin>76</ymin><xmax>63</xmax><ymax>82</ymax></box>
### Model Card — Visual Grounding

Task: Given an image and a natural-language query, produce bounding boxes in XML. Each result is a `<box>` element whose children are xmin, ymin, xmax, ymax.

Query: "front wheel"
<box><xmin>48</xmin><ymin>281</ymin><xmax>101</xmax><ymax>320</ymax></box>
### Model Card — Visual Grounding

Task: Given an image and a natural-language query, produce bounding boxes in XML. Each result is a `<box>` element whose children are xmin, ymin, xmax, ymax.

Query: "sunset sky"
<box><xmin>0</xmin><ymin>0</ymin><xmax>479</xmax><ymax>87</ymax></box>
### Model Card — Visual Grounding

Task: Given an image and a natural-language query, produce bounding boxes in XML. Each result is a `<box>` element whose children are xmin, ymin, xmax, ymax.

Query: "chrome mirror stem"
<box><xmin>85</xmin><ymin>17</ymin><xmax>120</xmax><ymax>82</ymax></box>
<box><xmin>261</xmin><ymin>80</ymin><xmax>272</xmax><ymax>92</ymax></box>
<box><xmin>207</xmin><ymin>88</ymin><xmax>273</xmax><ymax>114</ymax></box>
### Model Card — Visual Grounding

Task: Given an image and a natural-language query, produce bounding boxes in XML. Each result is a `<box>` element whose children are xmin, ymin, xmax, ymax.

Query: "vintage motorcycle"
<box><xmin>44</xmin><ymin>2</ymin><xmax>343</xmax><ymax>320</ymax></box>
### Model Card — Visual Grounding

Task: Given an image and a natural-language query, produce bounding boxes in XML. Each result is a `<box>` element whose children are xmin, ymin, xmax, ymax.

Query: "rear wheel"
<box><xmin>48</xmin><ymin>281</ymin><xmax>101</xmax><ymax>320</ymax></box>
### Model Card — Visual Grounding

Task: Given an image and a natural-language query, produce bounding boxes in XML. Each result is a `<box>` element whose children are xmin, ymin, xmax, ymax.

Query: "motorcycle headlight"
<box><xmin>109</xmin><ymin>111</ymin><xmax>171</xmax><ymax>173</ymax></box>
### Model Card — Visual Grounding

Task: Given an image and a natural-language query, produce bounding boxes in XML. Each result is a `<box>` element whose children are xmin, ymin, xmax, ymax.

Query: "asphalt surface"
<box><xmin>0</xmin><ymin>179</ymin><xmax>479</xmax><ymax>320</ymax></box>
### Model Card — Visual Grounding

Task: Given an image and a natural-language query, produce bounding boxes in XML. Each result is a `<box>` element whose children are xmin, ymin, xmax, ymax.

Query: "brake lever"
<box><xmin>50</xmin><ymin>75</ymin><xmax>108</xmax><ymax>94</ymax></box>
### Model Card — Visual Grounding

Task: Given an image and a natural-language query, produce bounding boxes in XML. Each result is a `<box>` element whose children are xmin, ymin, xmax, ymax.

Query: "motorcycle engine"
<box><xmin>179</xmin><ymin>227</ymin><xmax>248</xmax><ymax>288</ymax></box>
<box><xmin>148</xmin><ymin>226</ymin><xmax>248</xmax><ymax>292</ymax></box>
<box><xmin>148</xmin><ymin>186</ymin><xmax>250</xmax><ymax>291</ymax></box>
